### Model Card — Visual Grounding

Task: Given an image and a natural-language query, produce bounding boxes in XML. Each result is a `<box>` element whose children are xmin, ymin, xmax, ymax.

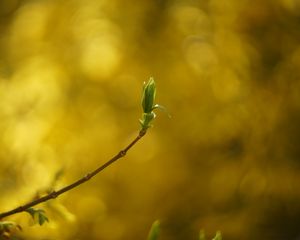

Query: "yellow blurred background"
<box><xmin>1</xmin><ymin>0</ymin><xmax>300</xmax><ymax>239</ymax></box>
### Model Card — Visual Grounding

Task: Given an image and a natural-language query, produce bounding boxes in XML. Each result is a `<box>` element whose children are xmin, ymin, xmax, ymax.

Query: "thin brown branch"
<box><xmin>0</xmin><ymin>129</ymin><xmax>147</xmax><ymax>220</ymax></box>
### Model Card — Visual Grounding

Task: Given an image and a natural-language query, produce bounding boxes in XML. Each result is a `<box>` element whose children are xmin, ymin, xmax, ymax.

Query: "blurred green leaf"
<box><xmin>199</xmin><ymin>229</ymin><xmax>206</xmax><ymax>240</ymax></box>
<box><xmin>212</xmin><ymin>231</ymin><xmax>222</xmax><ymax>240</ymax></box>
<box><xmin>147</xmin><ymin>220</ymin><xmax>160</xmax><ymax>240</ymax></box>
<box><xmin>0</xmin><ymin>221</ymin><xmax>20</xmax><ymax>232</ymax></box>
<box><xmin>0</xmin><ymin>221</ymin><xmax>21</xmax><ymax>239</ymax></box>
<box><xmin>26</xmin><ymin>208</ymin><xmax>49</xmax><ymax>226</ymax></box>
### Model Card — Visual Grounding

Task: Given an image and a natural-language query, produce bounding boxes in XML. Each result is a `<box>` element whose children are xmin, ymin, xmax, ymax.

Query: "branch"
<box><xmin>0</xmin><ymin>77</ymin><xmax>165</xmax><ymax>221</ymax></box>
<box><xmin>0</xmin><ymin>129</ymin><xmax>147</xmax><ymax>219</ymax></box>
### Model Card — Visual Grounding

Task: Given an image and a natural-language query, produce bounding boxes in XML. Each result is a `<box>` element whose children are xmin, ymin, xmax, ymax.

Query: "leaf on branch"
<box><xmin>142</xmin><ymin>77</ymin><xmax>156</xmax><ymax>114</ymax></box>
<box><xmin>0</xmin><ymin>221</ymin><xmax>22</xmax><ymax>238</ymax></box>
<box><xmin>152</xmin><ymin>104</ymin><xmax>171</xmax><ymax>118</ymax></box>
<box><xmin>25</xmin><ymin>208</ymin><xmax>49</xmax><ymax>226</ymax></box>
<box><xmin>0</xmin><ymin>221</ymin><xmax>14</xmax><ymax>232</ymax></box>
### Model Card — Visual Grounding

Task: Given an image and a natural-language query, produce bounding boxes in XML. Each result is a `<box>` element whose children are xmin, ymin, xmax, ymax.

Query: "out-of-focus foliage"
<box><xmin>146</xmin><ymin>221</ymin><xmax>221</xmax><ymax>240</ymax></box>
<box><xmin>212</xmin><ymin>231</ymin><xmax>222</xmax><ymax>240</ymax></box>
<box><xmin>1</xmin><ymin>0</ymin><xmax>300</xmax><ymax>239</ymax></box>
<box><xmin>25</xmin><ymin>208</ymin><xmax>49</xmax><ymax>226</ymax></box>
<box><xmin>0</xmin><ymin>221</ymin><xmax>21</xmax><ymax>239</ymax></box>
<box><xmin>147</xmin><ymin>220</ymin><xmax>160</xmax><ymax>240</ymax></box>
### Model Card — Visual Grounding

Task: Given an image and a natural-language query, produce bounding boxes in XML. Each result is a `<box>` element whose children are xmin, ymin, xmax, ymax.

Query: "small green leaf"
<box><xmin>25</xmin><ymin>208</ymin><xmax>35</xmax><ymax>217</ymax></box>
<box><xmin>212</xmin><ymin>231</ymin><xmax>222</xmax><ymax>240</ymax></box>
<box><xmin>147</xmin><ymin>220</ymin><xmax>160</xmax><ymax>240</ymax></box>
<box><xmin>37</xmin><ymin>212</ymin><xmax>49</xmax><ymax>226</ymax></box>
<box><xmin>142</xmin><ymin>77</ymin><xmax>156</xmax><ymax>113</ymax></box>
<box><xmin>0</xmin><ymin>221</ymin><xmax>17</xmax><ymax>231</ymax></box>
<box><xmin>152</xmin><ymin>104</ymin><xmax>171</xmax><ymax>118</ymax></box>
<box><xmin>26</xmin><ymin>208</ymin><xmax>49</xmax><ymax>226</ymax></box>
<box><xmin>0</xmin><ymin>221</ymin><xmax>19</xmax><ymax>239</ymax></box>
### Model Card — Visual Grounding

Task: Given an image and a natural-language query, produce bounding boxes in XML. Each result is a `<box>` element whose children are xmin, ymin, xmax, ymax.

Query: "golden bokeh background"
<box><xmin>1</xmin><ymin>0</ymin><xmax>300</xmax><ymax>239</ymax></box>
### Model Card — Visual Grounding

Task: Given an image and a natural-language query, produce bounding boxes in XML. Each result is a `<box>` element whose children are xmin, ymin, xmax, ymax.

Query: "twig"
<box><xmin>0</xmin><ymin>77</ymin><xmax>163</xmax><ymax>221</ymax></box>
<box><xmin>0</xmin><ymin>129</ymin><xmax>147</xmax><ymax>219</ymax></box>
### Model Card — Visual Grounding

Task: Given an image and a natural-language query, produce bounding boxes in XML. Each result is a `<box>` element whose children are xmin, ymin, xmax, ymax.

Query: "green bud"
<box><xmin>139</xmin><ymin>77</ymin><xmax>167</xmax><ymax>131</ymax></box>
<box><xmin>140</xmin><ymin>112</ymin><xmax>156</xmax><ymax>130</ymax></box>
<box><xmin>142</xmin><ymin>77</ymin><xmax>156</xmax><ymax>113</ymax></box>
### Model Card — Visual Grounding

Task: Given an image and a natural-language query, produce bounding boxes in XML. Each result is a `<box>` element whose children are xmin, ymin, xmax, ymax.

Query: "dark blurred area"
<box><xmin>1</xmin><ymin>0</ymin><xmax>300</xmax><ymax>239</ymax></box>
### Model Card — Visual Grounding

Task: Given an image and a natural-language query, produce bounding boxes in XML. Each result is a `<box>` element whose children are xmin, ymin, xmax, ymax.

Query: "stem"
<box><xmin>0</xmin><ymin>129</ymin><xmax>147</xmax><ymax>219</ymax></box>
